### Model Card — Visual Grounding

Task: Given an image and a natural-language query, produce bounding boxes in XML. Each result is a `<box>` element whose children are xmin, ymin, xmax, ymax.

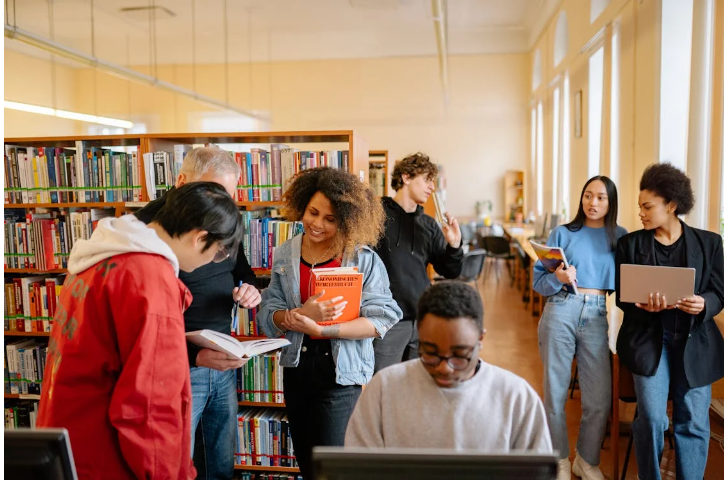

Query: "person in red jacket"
<box><xmin>37</xmin><ymin>182</ymin><xmax>242</xmax><ymax>480</ymax></box>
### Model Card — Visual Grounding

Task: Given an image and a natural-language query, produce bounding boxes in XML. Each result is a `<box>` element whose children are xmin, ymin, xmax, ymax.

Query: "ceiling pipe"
<box><xmin>4</xmin><ymin>24</ymin><xmax>270</xmax><ymax>122</ymax></box>
<box><xmin>431</xmin><ymin>0</ymin><xmax>450</xmax><ymax>107</ymax></box>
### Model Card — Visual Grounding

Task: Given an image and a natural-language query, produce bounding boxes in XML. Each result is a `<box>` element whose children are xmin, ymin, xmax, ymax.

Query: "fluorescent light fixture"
<box><xmin>4</xmin><ymin>101</ymin><xmax>134</xmax><ymax>129</ymax></box>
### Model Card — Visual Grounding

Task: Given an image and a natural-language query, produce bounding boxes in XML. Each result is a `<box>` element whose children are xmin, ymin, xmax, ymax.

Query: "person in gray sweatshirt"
<box><xmin>345</xmin><ymin>281</ymin><xmax>553</xmax><ymax>453</ymax></box>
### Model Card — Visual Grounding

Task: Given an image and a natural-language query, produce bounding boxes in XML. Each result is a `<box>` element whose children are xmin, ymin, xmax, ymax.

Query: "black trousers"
<box><xmin>372</xmin><ymin>319</ymin><xmax>419</xmax><ymax>373</ymax></box>
<box><xmin>283</xmin><ymin>341</ymin><xmax>362</xmax><ymax>480</ymax></box>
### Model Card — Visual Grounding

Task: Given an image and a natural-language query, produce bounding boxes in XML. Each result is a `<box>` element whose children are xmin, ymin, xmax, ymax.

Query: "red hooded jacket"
<box><xmin>37</xmin><ymin>215</ymin><xmax>197</xmax><ymax>480</ymax></box>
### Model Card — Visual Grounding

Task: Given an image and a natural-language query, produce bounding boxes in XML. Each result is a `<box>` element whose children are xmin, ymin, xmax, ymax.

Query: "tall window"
<box><xmin>588</xmin><ymin>46</ymin><xmax>605</xmax><ymax>178</ymax></box>
<box><xmin>536</xmin><ymin>102</ymin><xmax>544</xmax><ymax>215</ymax></box>
<box><xmin>659</xmin><ymin>0</ymin><xmax>694</xmax><ymax>171</ymax></box>
<box><xmin>562</xmin><ymin>75</ymin><xmax>571</xmax><ymax>219</ymax></box>
<box><xmin>610</xmin><ymin>25</ymin><xmax>621</xmax><ymax>185</ymax></box>
<box><xmin>531</xmin><ymin>107</ymin><xmax>537</xmax><ymax>218</ymax></box>
<box><xmin>552</xmin><ymin>88</ymin><xmax>560</xmax><ymax>212</ymax></box>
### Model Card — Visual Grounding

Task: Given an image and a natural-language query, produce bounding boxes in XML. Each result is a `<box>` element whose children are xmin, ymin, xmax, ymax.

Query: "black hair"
<box><xmin>565</xmin><ymin>175</ymin><xmax>620</xmax><ymax>251</ymax></box>
<box><xmin>417</xmin><ymin>281</ymin><xmax>484</xmax><ymax>334</ymax></box>
<box><xmin>152</xmin><ymin>182</ymin><xmax>242</xmax><ymax>254</ymax></box>
<box><xmin>639</xmin><ymin>162</ymin><xmax>695</xmax><ymax>215</ymax></box>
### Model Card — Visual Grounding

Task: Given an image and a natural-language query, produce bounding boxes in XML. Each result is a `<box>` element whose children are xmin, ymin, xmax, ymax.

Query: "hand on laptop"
<box><xmin>635</xmin><ymin>292</ymin><xmax>677</xmax><ymax>313</ymax></box>
<box><xmin>675</xmin><ymin>295</ymin><xmax>705</xmax><ymax>315</ymax></box>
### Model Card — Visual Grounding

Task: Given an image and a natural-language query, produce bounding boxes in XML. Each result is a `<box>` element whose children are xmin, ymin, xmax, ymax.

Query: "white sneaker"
<box><xmin>572</xmin><ymin>453</ymin><xmax>605</xmax><ymax>480</ymax></box>
<box><xmin>557</xmin><ymin>458</ymin><xmax>571</xmax><ymax>480</ymax></box>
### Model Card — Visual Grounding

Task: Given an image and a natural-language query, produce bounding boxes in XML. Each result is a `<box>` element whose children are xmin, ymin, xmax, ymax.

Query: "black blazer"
<box><xmin>615</xmin><ymin>222</ymin><xmax>724</xmax><ymax>388</ymax></box>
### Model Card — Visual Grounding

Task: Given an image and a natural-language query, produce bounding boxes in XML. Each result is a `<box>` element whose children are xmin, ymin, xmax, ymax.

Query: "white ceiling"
<box><xmin>5</xmin><ymin>0</ymin><xmax>560</xmax><ymax>66</ymax></box>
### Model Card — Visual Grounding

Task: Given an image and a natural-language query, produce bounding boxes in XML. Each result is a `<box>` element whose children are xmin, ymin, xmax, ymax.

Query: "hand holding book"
<box><xmin>299</xmin><ymin>290</ymin><xmax>347</xmax><ymax>322</ymax></box>
<box><xmin>432</xmin><ymin>192</ymin><xmax>462</xmax><ymax>248</ymax></box>
<box><xmin>529</xmin><ymin>240</ymin><xmax>579</xmax><ymax>295</ymax></box>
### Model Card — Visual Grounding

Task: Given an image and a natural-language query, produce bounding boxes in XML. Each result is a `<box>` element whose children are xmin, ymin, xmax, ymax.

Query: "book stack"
<box><xmin>4</xmin><ymin>144</ymin><xmax>141</xmax><ymax>204</ymax></box>
<box><xmin>4</xmin><ymin>276</ymin><xmax>64</xmax><ymax>333</ymax></box>
<box><xmin>4</xmin><ymin>209</ymin><xmax>112</xmax><ymax>269</ymax></box>
<box><xmin>4</xmin><ymin>400</ymin><xmax>40</xmax><ymax>429</ymax></box>
<box><xmin>234</xmin><ymin>307</ymin><xmax>261</xmax><ymax>337</ymax></box>
<box><xmin>5</xmin><ymin>339</ymin><xmax>47</xmax><ymax>396</ymax></box>
<box><xmin>237</xmin><ymin>353</ymin><xmax>284</xmax><ymax>404</ymax></box>
<box><xmin>235</xmin><ymin>408</ymin><xmax>297</xmax><ymax>468</ymax></box>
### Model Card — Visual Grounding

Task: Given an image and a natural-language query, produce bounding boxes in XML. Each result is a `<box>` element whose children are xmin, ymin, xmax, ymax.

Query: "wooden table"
<box><xmin>502</xmin><ymin>223</ymin><xmax>544</xmax><ymax>316</ymax></box>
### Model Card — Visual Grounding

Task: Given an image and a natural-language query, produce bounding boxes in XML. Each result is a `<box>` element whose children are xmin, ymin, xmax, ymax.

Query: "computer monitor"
<box><xmin>313</xmin><ymin>447</ymin><xmax>558</xmax><ymax>480</ymax></box>
<box><xmin>5</xmin><ymin>428</ymin><xmax>78</xmax><ymax>480</ymax></box>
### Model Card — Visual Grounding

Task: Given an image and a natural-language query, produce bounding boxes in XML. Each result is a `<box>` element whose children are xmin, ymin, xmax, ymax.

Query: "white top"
<box><xmin>345</xmin><ymin>359</ymin><xmax>553</xmax><ymax>452</ymax></box>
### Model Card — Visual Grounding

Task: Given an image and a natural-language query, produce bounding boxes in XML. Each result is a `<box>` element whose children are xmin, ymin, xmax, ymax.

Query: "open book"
<box><xmin>311</xmin><ymin>266</ymin><xmax>363</xmax><ymax>326</ymax></box>
<box><xmin>529</xmin><ymin>240</ymin><xmax>579</xmax><ymax>295</ymax></box>
<box><xmin>186</xmin><ymin>330</ymin><xmax>290</xmax><ymax>360</ymax></box>
<box><xmin>431</xmin><ymin>192</ymin><xmax>449</xmax><ymax>227</ymax></box>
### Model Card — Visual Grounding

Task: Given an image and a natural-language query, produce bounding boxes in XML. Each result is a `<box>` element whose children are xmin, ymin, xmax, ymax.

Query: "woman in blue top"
<box><xmin>258</xmin><ymin>167</ymin><xmax>402</xmax><ymax>480</ymax></box>
<box><xmin>533</xmin><ymin>176</ymin><xmax>627</xmax><ymax>480</ymax></box>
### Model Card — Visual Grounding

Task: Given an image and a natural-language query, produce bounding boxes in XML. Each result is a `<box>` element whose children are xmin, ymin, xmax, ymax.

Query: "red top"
<box><xmin>300</xmin><ymin>257</ymin><xmax>342</xmax><ymax>303</ymax></box>
<box><xmin>37</xmin><ymin>252</ymin><xmax>196</xmax><ymax>480</ymax></box>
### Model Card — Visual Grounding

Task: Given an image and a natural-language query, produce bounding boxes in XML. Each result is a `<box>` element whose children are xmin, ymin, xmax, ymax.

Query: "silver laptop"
<box><xmin>619</xmin><ymin>264</ymin><xmax>696</xmax><ymax>304</ymax></box>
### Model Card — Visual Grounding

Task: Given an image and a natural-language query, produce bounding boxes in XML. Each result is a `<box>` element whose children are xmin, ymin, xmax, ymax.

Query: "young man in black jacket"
<box><xmin>373</xmin><ymin>153</ymin><xmax>463</xmax><ymax>373</ymax></box>
<box><xmin>136</xmin><ymin>146</ymin><xmax>261</xmax><ymax>480</ymax></box>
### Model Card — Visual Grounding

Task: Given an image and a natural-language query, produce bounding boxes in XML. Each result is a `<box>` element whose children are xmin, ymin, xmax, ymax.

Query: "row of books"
<box><xmin>234</xmin><ymin>308</ymin><xmax>262</xmax><ymax>337</ymax></box>
<box><xmin>4</xmin><ymin>400</ymin><xmax>40</xmax><ymax>429</ymax></box>
<box><xmin>4</xmin><ymin>209</ymin><xmax>112</xmax><ymax>270</ymax></box>
<box><xmin>235</xmin><ymin>408</ymin><xmax>297</xmax><ymax>468</ymax></box>
<box><xmin>4</xmin><ymin>144</ymin><xmax>142</xmax><ymax>204</ymax></box>
<box><xmin>242</xmin><ymin>214</ymin><xmax>304</xmax><ymax>270</ymax></box>
<box><xmin>237</xmin><ymin>473</ymin><xmax>301</xmax><ymax>480</ymax></box>
<box><xmin>143</xmin><ymin>145</ymin><xmax>190</xmax><ymax>201</ymax></box>
<box><xmin>5</xmin><ymin>339</ymin><xmax>47</xmax><ymax>395</ymax></box>
<box><xmin>237</xmin><ymin>353</ymin><xmax>283</xmax><ymax>404</ymax></box>
<box><xmin>4</xmin><ymin>276</ymin><xmax>64</xmax><ymax>333</ymax></box>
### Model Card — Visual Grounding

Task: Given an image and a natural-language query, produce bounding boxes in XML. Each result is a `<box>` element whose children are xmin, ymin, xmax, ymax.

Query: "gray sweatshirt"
<box><xmin>345</xmin><ymin>359</ymin><xmax>553</xmax><ymax>452</ymax></box>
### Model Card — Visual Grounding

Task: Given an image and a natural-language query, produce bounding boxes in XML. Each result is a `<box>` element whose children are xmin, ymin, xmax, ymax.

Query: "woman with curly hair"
<box><xmin>258</xmin><ymin>167</ymin><xmax>402</xmax><ymax>480</ymax></box>
<box><xmin>616</xmin><ymin>163</ymin><xmax>724</xmax><ymax>480</ymax></box>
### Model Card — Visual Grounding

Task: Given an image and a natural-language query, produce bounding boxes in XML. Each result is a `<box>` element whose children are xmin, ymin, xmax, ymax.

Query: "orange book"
<box><xmin>311</xmin><ymin>267</ymin><xmax>363</xmax><ymax>326</ymax></box>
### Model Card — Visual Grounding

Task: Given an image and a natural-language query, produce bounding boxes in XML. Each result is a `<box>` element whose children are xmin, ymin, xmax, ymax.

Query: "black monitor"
<box><xmin>313</xmin><ymin>447</ymin><xmax>558</xmax><ymax>480</ymax></box>
<box><xmin>5</xmin><ymin>428</ymin><xmax>78</xmax><ymax>480</ymax></box>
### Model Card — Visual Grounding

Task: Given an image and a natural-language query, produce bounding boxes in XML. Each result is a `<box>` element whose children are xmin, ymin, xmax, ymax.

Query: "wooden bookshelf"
<box><xmin>504</xmin><ymin>170</ymin><xmax>526</xmax><ymax>222</ymax></box>
<box><xmin>252</xmin><ymin>268</ymin><xmax>271</xmax><ymax>276</ymax></box>
<box><xmin>4</xmin><ymin>331</ymin><xmax>51</xmax><ymax>337</ymax></box>
<box><xmin>238</xmin><ymin>401</ymin><xmax>285</xmax><ymax>408</ymax></box>
<box><xmin>4</xmin><ymin>393</ymin><xmax>41</xmax><ymax>400</ymax></box>
<box><xmin>234</xmin><ymin>465</ymin><xmax>299</xmax><ymax>473</ymax></box>
<box><xmin>4</xmin><ymin>268</ymin><xmax>68</xmax><ymax>274</ymax></box>
<box><xmin>369</xmin><ymin>150</ymin><xmax>389</xmax><ymax>197</ymax></box>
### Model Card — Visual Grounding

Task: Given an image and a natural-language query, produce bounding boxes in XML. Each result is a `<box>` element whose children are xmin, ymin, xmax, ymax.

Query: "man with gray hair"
<box><xmin>136</xmin><ymin>146</ymin><xmax>261</xmax><ymax>479</ymax></box>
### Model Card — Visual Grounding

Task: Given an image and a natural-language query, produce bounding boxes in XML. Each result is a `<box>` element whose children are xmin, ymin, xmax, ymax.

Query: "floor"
<box><xmin>476</xmin><ymin>271</ymin><xmax>724</xmax><ymax>480</ymax></box>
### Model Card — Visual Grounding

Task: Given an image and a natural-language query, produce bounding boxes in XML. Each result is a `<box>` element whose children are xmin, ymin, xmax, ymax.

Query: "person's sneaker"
<box><xmin>557</xmin><ymin>458</ymin><xmax>571</xmax><ymax>480</ymax></box>
<box><xmin>572</xmin><ymin>453</ymin><xmax>605</xmax><ymax>480</ymax></box>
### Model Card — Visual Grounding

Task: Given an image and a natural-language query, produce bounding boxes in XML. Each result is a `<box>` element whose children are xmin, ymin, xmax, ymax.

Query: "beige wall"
<box><xmin>5</xmin><ymin>50</ymin><xmax>530</xmax><ymax>218</ymax></box>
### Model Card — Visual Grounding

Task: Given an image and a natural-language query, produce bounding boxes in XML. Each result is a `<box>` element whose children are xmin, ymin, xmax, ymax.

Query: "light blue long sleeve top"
<box><xmin>532</xmin><ymin>224</ymin><xmax>628</xmax><ymax>297</ymax></box>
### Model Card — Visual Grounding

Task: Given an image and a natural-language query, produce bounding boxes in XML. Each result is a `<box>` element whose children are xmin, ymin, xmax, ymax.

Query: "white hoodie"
<box><xmin>67</xmin><ymin>214</ymin><xmax>180</xmax><ymax>276</ymax></box>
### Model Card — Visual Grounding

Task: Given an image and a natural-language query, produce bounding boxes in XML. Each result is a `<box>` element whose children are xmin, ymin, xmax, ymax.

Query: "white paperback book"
<box><xmin>186</xmin><ymin>330</ymin><xmax>291</xmax><ymax>360</ymax></box>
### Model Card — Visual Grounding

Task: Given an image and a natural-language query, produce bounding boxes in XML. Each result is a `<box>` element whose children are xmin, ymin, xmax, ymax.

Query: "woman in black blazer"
<box><xmin>615</xmin><ymin>163</ymin><xmax>724</xmax><ymax>480</ymax></box>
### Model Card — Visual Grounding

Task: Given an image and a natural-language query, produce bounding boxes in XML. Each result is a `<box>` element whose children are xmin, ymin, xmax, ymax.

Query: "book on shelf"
<box><xmin>241</xmin><ymin>213</ymin><xmax>304</xmax><ymax>270</ymax></box>
<box><xmin>529</xmin><ymin>240</ymin><xmax>579</xmax><ymax>295</ymax></box>
<box><xmin>237</xmin><ymin>352</ymin><xmax>284</xmax><ymax>404</ymax></box>
<box><xmin>5</xmin><ymin>339</ymin><xmax>47</xmax><ymax>395</ymax></box>
<box><xmin>236</xmin><ymin>407</ymin><xmax>297</xmax><ymax>468</ymax></box>
<box><xmin>4</xmin><ymin>143</ymin><xmax>141</xmax><ymax>204</ymax></box>
<box><xmin>186</xmin><ymin>330</ymin><xmax>290</xmax><ymax>360</ymax></box>
<box><xmin>310</xmin><ymin>267</ymin><xmax>362</xmax><ymax>326</ymax></box>
<box><xmin>4</xmin><ymin>400</ymin><xmax>40</xmax><ymax>430</ymax></box>
<box><xmin>4</xmin><ymin>276</ymin><xmax>64</xmax><ymax>333</ymax></box>
<box><xmin>4</xmin><ymin>208</ymin><xmax>112</xmax><ymax>270</ymax></box>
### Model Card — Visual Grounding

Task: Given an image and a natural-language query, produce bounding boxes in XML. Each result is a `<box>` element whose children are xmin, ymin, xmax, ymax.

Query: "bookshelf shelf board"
<box><xmin>147</xmin><ymin>131</ymin><xmax>354</xmax><ymax>146</ymax></box>
<box><xmin>4</xmin><ymin>331</ymin><xmax>51</xmax><ymax>337</ymax></box>
<box><xmin>252</xmin><ymin>268</ymin><xmax>272</xmax><ymax>275</ymax></box>
<box><xmin>234</xmin><ymin>465</ymin><xmax>299</xmax><ymax>473</ymax></box>
<box><xmin>4</xmin><ymin>393</ymin><xmax>41</xmax><ymax>400</ymax></box>
<box><xmin>5</xmin><ymin>268</ymin><xmax>68</xmax><ymax>274</ymax></box>
<box><xmin>5</xmin><ymin>135</ymin><xmax>142</xmax><ymax>148</ymax></box>
<box><xmin>4</xmin><ymin>202</ymin><xmax>125</xmax><ymax>209</ymax></box>
<box><xmin>237</xmin><ymin>401</ymin><xmax>286</xmax><ymax>408</ymax></box>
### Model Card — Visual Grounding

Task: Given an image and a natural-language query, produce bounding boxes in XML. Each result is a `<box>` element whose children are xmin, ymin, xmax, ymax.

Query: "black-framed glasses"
<box><xmin>213</xmin><ymin>245</ymin><xmax>230</xmax><ymax>263</ymax></box>
<box><xmin>419</xmin><ymin>343</ymin><xmax>479</xmax><ymax>371</ymax></box>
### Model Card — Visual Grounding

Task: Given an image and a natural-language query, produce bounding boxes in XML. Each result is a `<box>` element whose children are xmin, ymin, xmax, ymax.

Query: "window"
<box><xmin>588</xmin><ymin>47</ymin><xmax>605</xmax><ymax>178</ymax></box>
<box><xmin>533</xmin><ymin>50</ymin><xmax>542</xmax><ymax>91</ymax></box>
<box><xmin>561</xmin><ymin>75</ymin><xmax>571</xmax><ymax>219</ymax></box>
<box><xmin>610</xmin><ymin>24</ymin><xmax>621</xmax><ymax>185</ymax></box>
<box><xmin>554</xmin><ymin>12</ymin><xmax>569</xmax><ymax>67</ymax></box>
<box><xmin>536</xmin><ymin>102</ymin><xmax>544</xmax><ymax>215</ymax></box>
<box><xmin>552</xmin><ymin>88</ymin><xmax>560</xmax><ymax>212</ymax></box>
<box><xmin>659</xmin><ymin>0</ymin><xmax>694</xmax><ymax>171</ymax></box>
<box><xmin>590</xmin><ymin>0</ymin><xmax>611</xmax><ymax>23</ymax></box>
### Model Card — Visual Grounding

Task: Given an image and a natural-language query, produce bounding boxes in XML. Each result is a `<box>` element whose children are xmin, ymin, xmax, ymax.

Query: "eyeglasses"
<box><xmin>419</xmin><ymin>344</ymin><xmax>479</xmax><ymax>371</ymax></box>
<box><xmin>213</xmin><ymin>245</ymin><xmax>230</xmax><ymax>263</ymax></box>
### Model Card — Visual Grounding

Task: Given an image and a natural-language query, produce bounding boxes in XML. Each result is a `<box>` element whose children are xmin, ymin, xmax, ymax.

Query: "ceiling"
<box><xmin>5</xmin><ymin>0</ymin><xmax>560</xmax><ymax>67</ymax></box>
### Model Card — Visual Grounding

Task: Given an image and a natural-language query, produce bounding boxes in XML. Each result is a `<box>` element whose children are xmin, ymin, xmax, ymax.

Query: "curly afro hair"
<box><xmin>390</xmin><ymin>152</ymin><xmax>439</xmax><ymax>191</ymax></box>
<box><xmin>282</xmin><ymin>167</ymin><xmax>384</xmax><ymax>257</ymax></box>
<box><xmin>639</xmin><ymin>162</ymin><xmax>695</xmax><ymax>215</ymax></box>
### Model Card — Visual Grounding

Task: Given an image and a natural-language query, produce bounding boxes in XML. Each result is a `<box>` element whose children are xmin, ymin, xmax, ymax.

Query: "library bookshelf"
<box><xmin>369</xmin><ymin>150</ymin><xmax>389</xmax><ymax>197</ymax></box>
<box><xmin>4</xmin><ymin>131</ymin><xmax>364</xmax><ymax>476</ymax></box>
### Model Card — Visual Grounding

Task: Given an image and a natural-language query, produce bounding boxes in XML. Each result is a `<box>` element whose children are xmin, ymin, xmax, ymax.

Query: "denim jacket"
<box><xmin>258</xmin><ymin>234</ymin><xmax>402</xmax><ymax>386</ymax></box>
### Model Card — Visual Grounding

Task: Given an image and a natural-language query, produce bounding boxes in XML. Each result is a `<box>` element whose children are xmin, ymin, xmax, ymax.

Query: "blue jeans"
<box><xmin>190</xmin><ymin>367</ymin><xmax>238</xmax><ymax>480</ymax></box>
<box><xmin>538</xmin><ymin>290</ymin><xmax>610</xmax><ymax>465</ymax></box>
<box><xmin>632</xmin><ymin>319</ymin><xmax>711</xmax><ymax>480</ymax></box>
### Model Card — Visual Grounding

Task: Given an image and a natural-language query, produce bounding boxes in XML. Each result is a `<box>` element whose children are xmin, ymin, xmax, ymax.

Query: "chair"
<box><xmin>460</xmin><ymin>223</ymin><xmax>476</xmax><ymax>248</ymax></box>
<box><xmin>481</xmin><ymin>236</ymin><xmax>515</xmax><ymax>284</ymax></box>
<box><xmin>434</xmin><ymin>249</ymin><xmax>486</xmax><ymax>286</ymax></box>
<box><xmin>514</xmin><ymin>244</ymin><xmax>531</xmax><ymax>305</ymax></box>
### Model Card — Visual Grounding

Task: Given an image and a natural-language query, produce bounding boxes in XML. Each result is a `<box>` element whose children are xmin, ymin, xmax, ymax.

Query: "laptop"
<box><xmin>619</xmin><ymin>264</ymin><xmax>696</xmax><ymax>304</ymax></box>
